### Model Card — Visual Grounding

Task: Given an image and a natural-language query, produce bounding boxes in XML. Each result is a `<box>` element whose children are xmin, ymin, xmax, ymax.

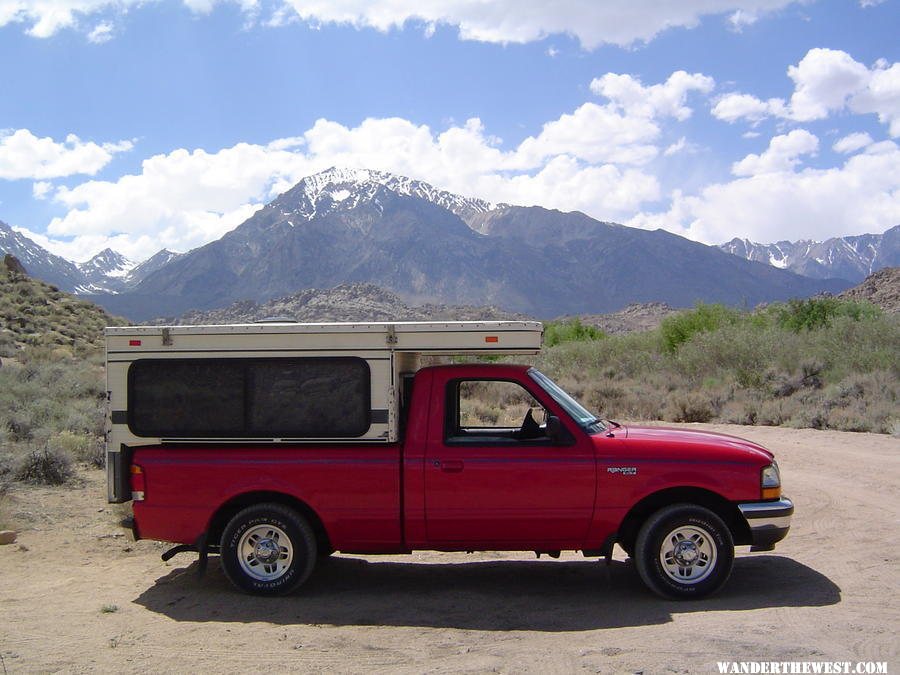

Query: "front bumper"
<box><xmin>738</xmin><ymin>496</ymin><xmax>794</xmax><ymax>552</ymax></box>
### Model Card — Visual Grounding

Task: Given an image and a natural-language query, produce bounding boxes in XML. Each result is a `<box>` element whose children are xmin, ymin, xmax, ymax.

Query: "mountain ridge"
<box><xmin>719</xmin><ymin>225</ymin><xmax>900</xmax><ymax>282</ymax></box>
<box><xmin>4</xmin><ymin>168</ymin><xmax>855</xmax><ymax>320</ymax></box>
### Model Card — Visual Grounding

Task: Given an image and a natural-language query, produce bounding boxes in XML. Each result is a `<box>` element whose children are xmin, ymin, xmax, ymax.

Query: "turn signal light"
<box><xmin>761</xmin><ymin>486</ymin><xmax>781</xmax><ymax>500</ymax></box>
<box><xmin>130</xmin><ymin>463</ymin><xmax>146</xmax><ymax>501</ymax></box>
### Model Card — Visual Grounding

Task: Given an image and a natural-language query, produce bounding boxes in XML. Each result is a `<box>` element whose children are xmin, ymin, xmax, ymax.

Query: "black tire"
<box><xmin>634</xmin><ymin>503</ymin><xmax>734</xmax><ymax>599</ymax></box>
<box><xmin>220</xmin><ymin>503</ymin><xmax>317</xmax><ymax>596</ymax></box>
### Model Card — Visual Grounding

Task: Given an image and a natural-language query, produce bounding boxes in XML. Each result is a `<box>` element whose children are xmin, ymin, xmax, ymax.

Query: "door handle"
<box><xmin>437</xmin><ymin>459</ymin><xmax>464</xmax><ymax>473</ymax></box>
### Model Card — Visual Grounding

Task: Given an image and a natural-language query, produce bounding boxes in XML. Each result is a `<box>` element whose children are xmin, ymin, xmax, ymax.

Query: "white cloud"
<box><xmin>2</xmin><ymin>0</ymin><xmax>802</xmax><ymax>47</ymax></box>
<box><xmin>727</xmin><ymin>9</ymin><xmax>758</xmax><ymax>31</ymax></box>
<box><xmin>712</xmin><ymin>93</ymin><xmax>786</xmax><ymax>123</ymax></box>
<box><xmin>629</xmin><ymin>140</ymin><xmax>900</xmax><ymax>244</ymax></box>
<box><xmin>787</xmin><ymin>48</ymin><xmax>870</xmax><ymax>121</ymax></box>
<box><xmin>513</xmin><ymin>103</ymin><xmax>661</xmax><ymax>167</ymax></box>
<box><xmin>712</xmin><ymin>48</ymin><xmax>900</xmax><ymax>136</ymax></box>
<box><xmin>833</xmin><ymin>132</ymin><xmax>873</xmax><ymax>154</ymax></box>
<box><xmin>850</xmin><ymin>63</ymin><xmax>900</xmax><ymax>136</ymax></box>
<box><xmin>0</xmin><ymin>129</ymin><xmax>133</xmax><ymax>180</ymax></box>
<box><xmin>87</xmin><ymin>20</ymin><xmax>113</xmax><ymax>43</ymax></box>
<box><xmin>732</xmin><ymin>129</ymin><xmax>818</xmax><ymax>176</ymax></box>
<box><xmin>664</xmin><ymin>138</ymin><xmax>688</xmax><ymax>157</ymax></box>
<box><xmin>0</xmin><ymin>0</ymin><xmax>133</xmax><ymax>37</ymax></box>
<box><xmin>590</xmin><ymin>71</ymin><xmax>715</xmax><ymax>121</ymax></box>
<box><xmin>32</xmin><ymin>180</ymin><xmax>52</xmax><ymax>199</ymax></box>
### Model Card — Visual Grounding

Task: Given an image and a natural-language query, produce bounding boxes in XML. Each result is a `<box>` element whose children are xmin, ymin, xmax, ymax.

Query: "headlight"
<box><xmin>761</xmin><ymin>462</ymin><xmax>781</xmax><ymax>499</ymax></box>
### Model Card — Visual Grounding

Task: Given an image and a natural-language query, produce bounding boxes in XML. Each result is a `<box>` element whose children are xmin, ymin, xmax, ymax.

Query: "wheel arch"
<box><xmin>208</xmin><ymin>491</ymin><xmax>332</xmax><ymax>555</ymax></box>
<box><xmin>616</xmin><ymin>486</ymin><xmax>751</xmax><ymax>554</ymax></box>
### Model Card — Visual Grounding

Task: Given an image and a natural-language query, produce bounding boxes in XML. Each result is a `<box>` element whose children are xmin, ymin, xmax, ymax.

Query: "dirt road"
<box><xmin>1</xmin><ymin>424</ymin><xmax>897</xmax><ymax>673</ymax></box>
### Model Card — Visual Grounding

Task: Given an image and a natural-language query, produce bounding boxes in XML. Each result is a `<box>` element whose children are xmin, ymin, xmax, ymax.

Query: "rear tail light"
<box><xmin>130</xmin><ymin>464</ymin><xmax>146</xmax><ymax>501</ymax></box>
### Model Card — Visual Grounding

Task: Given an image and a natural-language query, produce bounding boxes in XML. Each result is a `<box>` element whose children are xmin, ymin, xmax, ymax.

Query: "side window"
<box><xmin>447</xmin><ymin>379</ymin><xmax>551</xmax><ymax>443</ymax></box>
<box><xmin>128</xmin><ymin>357</ymin><xmax>370</xmax><ymax>438</ymax></box>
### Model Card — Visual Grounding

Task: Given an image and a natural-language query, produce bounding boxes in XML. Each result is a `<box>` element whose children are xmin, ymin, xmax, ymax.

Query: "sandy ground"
<box><xmin>0</xmin><ymin>424</ymin><xmax>897</xmax><ymax>674</ymax></box>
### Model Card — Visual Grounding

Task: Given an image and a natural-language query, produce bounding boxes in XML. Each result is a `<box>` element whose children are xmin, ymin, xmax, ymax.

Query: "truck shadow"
<box><xmin>133</xmin><ymin>555</ymin><xmax>840</xmax><ymax>631</ymax></box>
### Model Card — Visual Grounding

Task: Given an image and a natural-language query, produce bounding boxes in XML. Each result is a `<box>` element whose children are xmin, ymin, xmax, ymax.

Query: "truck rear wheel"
<box><xmin>634</xmin><ymin>503</ymin><xmax>733</xmax><ymax>599</ymax></box>
<box><xmin>220</xmin><ymin>503</ymin><xmax>317</xmax><ymax>596</ymax></box>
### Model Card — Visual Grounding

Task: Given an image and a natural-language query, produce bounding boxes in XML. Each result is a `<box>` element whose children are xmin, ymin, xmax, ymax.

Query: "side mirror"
<box><xmin>547</xmin><ymin>415</ymin><xmax>563</xmax><ymax>443</ymax></box>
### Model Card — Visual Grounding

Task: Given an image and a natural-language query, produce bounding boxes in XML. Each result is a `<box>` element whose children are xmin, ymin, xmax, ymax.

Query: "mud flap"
<box><xmin>160</xmin><ymin>532</ymin><xmax>211</xmax><ymax>578</ymax></box>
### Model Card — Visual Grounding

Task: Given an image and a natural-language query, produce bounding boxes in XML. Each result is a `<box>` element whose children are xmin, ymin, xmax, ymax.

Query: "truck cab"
<box><xmin>106</xmin><ymin>321</ymin><xmax>792</xmax><ymax>599</ymax></box>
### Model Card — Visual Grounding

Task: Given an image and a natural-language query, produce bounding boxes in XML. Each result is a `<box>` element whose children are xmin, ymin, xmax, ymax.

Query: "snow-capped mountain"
<box><xmin>0</xmin><ymin>220</ymin><xmax>84</xmax><ymax>291</ymax></box>
<box><xmin>1</xmin><ymin>220</ymin><xmax>183</xmax><ymax>295</ymax></box>
<box><xmin>127</xmin><ymin>249</ymin><xmax>183</xmax><ymax>286</ymax></box>
<box><xmin>120</xmin><ymin>167</ymin><xmax>846</xmax><ymax>320</ymax></box>
<box><xmin>75</xmin><ymin>248</ymin><xmax>137</xmax><ymax>293</ymax></box>
<box><xmin>278</xmin><ymin>167</ymin><xmax>494</xmax><ymax>226</ymax></box>
<box><xmin>720</xmin><ymin>225</ymin><xmax>899</xmax><ymax>282</ymax></box>
<box><xmin>4</xmin><ymin>168</ymin><xmax>858</xmax><ymax>320</ymax></box>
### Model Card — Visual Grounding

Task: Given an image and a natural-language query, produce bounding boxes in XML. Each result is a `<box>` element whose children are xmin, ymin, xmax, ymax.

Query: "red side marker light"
<box><xmin>129</xmin><ymin>339</ymin><xmax>142</xmax><ymax>346</ymax></box>
<box><xmin>485</xmin><ymin>336</ymin><xmax>499</xmax><ymax>343</ymax></box>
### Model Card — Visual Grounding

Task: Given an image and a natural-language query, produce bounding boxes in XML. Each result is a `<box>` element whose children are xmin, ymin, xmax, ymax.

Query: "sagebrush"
<box><xmin>530</xmin><ymin>301</ymin><xmax>898</xmax><ymax>434</ymax></box>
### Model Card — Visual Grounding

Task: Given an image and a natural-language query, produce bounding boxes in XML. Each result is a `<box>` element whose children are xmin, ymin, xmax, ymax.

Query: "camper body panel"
<box><xmin>104</xmin><ymin>320</ymin><xmax>542</xmax><ymax>503</ymax></box>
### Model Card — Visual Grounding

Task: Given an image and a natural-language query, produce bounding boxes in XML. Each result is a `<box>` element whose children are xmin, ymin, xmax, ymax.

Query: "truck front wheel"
<box><xmin>220</xmin><ymin>503</ymin><xmax>317</xmax><ymax>596</ymax></box>
<box><xmin>634</xmin><ymin>504</ymin><xmax>734</xmax><ymax>599</ymax></box>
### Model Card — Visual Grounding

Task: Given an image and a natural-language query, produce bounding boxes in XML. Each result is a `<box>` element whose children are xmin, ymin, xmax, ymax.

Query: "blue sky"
<box><xmin>0</xmin><ymin>0</ymin><xmax>898</xmax><ymax>262</ymax></box>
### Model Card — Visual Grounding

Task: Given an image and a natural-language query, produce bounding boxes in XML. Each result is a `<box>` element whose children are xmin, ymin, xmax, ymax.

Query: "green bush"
<box><xmin>660</xmin><ymin>303</ymin><xmax>741</xmax><ymax>353</ymax></box>
<box><xmin>543</xmin><ymin>319</ymin><xmax>606</xmax><ymax>347</ymax></box>
<box><xmin>775</xmin><ymin>297</ymin><xmax>881</xmax><ymax>332</ymax></box>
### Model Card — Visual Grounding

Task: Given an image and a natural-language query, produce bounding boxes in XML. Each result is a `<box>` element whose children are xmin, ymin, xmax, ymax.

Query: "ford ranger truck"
<box><xmin>105</xmin><ymin>321</ymin><xmax>793</xmax><ymax>599</ymax></box>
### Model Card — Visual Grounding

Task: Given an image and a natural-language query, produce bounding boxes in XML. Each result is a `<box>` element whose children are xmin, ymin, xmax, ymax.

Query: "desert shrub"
<box><xmin>543</xmin><ymin>319</ymin><xmax>606</xmax><ymax>347</ymax></box>
<box><xmin>720</xmin><ymin>400</ymin><xmax>758</xmax><ymax>425</ymax></box>
<box><xmin>15</xmin><ymin>445</ymin><xmax>73</xmax><ymax>485</ymax></box>
<box><xmin>787</xmin><ymin>403</ymin><xmax>829</xmax><ymax>431</ymax></box>
<box><xmin>0</xmin><ymin>330</ymin><xmax>16</xmax><ymax>357</ymax></box>
<box><xmin>0</xmin><ymin>485</ymin><xmax>10</xmax><ymax>530</ymax></box>
<box><xmin>660</xmin><ymin>303</ymin><xmax>740</xmax><ymax>353</ymax></box>
<box><xmin>756</xmin><ymin>398</ymin><xmax>796</xmax><ymax>426</ymax></box>
<box><xmin>775</xmin><ymin>297</ymin><xmax>881</xmax><ymax>332</ymax></box>
<box><xmin>664</xmin><ymin>391</ymin><xmax>715</xmax><ymax>423</ymax></box>
<box><xmin>51</xmin><ymin>431</ymin><xmax>103</xmax><ymax>467</ymax></box>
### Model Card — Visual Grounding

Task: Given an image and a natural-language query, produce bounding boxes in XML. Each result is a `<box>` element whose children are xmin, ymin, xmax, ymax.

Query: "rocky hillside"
<box><xmin>0</xmin><ymin>255</ymin><xmax>126</xmax><ymax>356</ymax></box>
<box><xmin>568</xmin><ymin>302</ymin><xmax>679</xmax><ymax>335</ymax></box>
<box><xmin>838</xmin><ymin>267</ymin><xmax>900</xmax><ymax>313</ymax></box>
<box><xmin>150</xmin><ymin>282</ymin><xmax>529</xmax><ymax>325</ymax></box>
<box><xmin>0</xmin><ymin>220</ymin><xmax>84</xmax><ymax>292</ymax></box>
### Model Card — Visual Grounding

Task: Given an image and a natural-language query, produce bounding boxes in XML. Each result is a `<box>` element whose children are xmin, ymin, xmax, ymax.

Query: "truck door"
<box><xmin>424</xmin><ymin>371</ymin><xmax>596</xmax><ymax>547</ymax></box>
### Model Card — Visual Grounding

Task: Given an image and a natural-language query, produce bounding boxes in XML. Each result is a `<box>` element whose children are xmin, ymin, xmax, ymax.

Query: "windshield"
<box><xmin>528</xmin><ymin>368</ymin><xmax>606</xmax><ymax>434</ymax></box>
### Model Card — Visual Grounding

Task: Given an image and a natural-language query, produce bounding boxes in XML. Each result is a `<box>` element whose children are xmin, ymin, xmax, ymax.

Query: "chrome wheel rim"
<box><xmin>238</xmin><ymin>524</ymin><xmax>293</xmax><ymax>581</ymax></box>
<box><xmin>659</xmin><ymin>524</ymin><xmax>717</xmax><ymax>584</ymax></box>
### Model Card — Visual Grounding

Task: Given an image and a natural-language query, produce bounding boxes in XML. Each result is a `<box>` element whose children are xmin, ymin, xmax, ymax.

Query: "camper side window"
<box><xmin>128</xmin><ymin>357</ymin><xmax>370</xmax><ymax>438</ymax></box>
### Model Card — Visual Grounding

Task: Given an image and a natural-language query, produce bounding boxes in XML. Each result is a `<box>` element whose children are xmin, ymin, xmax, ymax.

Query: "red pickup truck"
<box><xmin>107</xmin><ymin>323</ymin><xmax>792</xmax><ymax>600</ymax></box>
<box><xmin>107</xmin><ymin>322</ymin><xmax>793</xmax><ymax>598</ymax></box>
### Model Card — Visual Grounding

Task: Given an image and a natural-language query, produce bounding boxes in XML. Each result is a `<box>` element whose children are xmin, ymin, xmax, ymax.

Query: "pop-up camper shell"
<box><xmin>105</xmin><ymin>321</ymin><xmax>543</xmax><ymax>502</ymax></box>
